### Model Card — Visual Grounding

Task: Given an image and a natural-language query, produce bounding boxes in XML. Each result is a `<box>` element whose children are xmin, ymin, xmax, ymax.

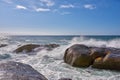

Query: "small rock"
<box><xmin>58</xmin><ymin>78</ymin><xmax>72</xmax><ymax>80</ymax></box>
<box><xmin>0</xmin><ymin>44</ymin><xmax>7</xmax><ymax>48</ymax></box>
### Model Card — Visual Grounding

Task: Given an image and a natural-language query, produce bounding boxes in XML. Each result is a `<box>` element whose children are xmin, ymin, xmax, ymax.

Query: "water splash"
<box><xmin>0</xmin><ymin>36</ymin><xmax>120</xmax><ymax>80</ymax></box>
<box><xmin>69</xmin><ymin>36</ymin><xmax>120</xmax><ymax>48</ymax></box>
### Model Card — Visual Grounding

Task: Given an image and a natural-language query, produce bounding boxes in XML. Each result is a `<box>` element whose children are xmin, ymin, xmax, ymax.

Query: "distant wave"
<box><xmin>69</xmin><ymin>36</ymin><xmax>120</xmax><ymax>48</ymax></box>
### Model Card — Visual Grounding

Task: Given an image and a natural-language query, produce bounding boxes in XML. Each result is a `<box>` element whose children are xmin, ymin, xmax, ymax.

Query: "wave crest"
<box><xmin>69</xmin><ymin>36</ymin><xmax>120</xmax><ymax>48</ymax></box>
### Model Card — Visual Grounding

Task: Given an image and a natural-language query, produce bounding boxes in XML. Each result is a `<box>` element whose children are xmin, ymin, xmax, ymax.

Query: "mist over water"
<box><xmin>0</xmin><ymin>35</ymin><xmax>120</xmax><ymax>80</ymax></box>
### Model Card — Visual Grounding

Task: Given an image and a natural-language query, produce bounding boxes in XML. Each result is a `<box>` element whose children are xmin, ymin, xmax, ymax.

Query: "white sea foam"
<box><xmin>0</xmin><ymin>36</ymin><xmax>120</xmax><ymax>80</ymax></box>
<box><xmin>69</xmin><ymin>36</ymin><xmax>120</xmax><ymax>48</ymax></box>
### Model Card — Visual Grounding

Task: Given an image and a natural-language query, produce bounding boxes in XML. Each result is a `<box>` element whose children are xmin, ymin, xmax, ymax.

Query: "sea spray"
<box><xmin>0</xmin><ymin>36</ymin><xmax>120</xmax><ymax>80</ymax></box>
<box><xmin>69</xmin><ymin>36</ymin><xmax>120</xmax><ymax>48</ymax></box>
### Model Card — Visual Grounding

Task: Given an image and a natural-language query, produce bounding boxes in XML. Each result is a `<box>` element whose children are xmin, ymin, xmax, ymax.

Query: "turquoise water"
<box><xmin>0</xmin><ymin>35</ymin><xmax>120</xmax><ymax>80</ymax></box>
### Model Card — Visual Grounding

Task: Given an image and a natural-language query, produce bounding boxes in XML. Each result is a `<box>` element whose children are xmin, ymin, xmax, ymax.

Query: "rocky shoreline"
<box><xmin>64</xmin><ymin>44</ymin><xmax>120</xmax><ymax>71</ymax></box>
<box><xmin>0</xmin><ymin>43</ymin><xmax>120</xmax><ymax>80</ymax></box>
<box><xmin>0</xmin><ymin>44</ymin><xmax>72</xmax><ymax>80</ymax></box>
<box><xmin>0</xmin><ymin>60</ymin><xmax>73</xmax><ymax>80</ymax></box>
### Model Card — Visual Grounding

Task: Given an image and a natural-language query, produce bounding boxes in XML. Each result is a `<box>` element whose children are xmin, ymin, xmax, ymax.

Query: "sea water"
<box><xmin>0</xmin><ymin>35</ymin><xmax>120</xmax><ymax>80</ymax></box>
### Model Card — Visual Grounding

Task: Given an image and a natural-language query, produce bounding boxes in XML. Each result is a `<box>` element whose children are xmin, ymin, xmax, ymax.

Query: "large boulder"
<box><xmin>92</xmin><ymin>53</ymin><xmax>120</xmax><ymax>70</ymax></box>
<box><xmin>0</xmin><ymin>61</ymin><xmax>48</xmax><ymax>80</ymax></box>
<box><xmin>64</xmin><ymin>44</ymin><xmax>120</xmax><ymax>70</ymax></box>
<box><xmin>64</xmin><ymin>44</ymin><xmax>93</xmax><ymax>67</ymax></box>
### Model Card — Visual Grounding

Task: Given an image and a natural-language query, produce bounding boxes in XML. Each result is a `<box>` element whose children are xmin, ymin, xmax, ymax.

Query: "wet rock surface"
<box><xmin>64</xmin><ymin>44</ymin><xmax>93</xmax><ymax>67</ymax></box>
<box><xmin>92</xmin><ymin>53</ymin><xmax>120</xmax><ymax>70</ymax></box>
<box><xmin>0</xmin><ymin>44</ymin><xmax>7</xmax><ymax>48</ymax></box>
<box><xmin>14</xmin><ymin>44</ymin><xmax>40</xmax><ymax>53</ymax></box>
<box><xmin>14</xmin><ymin>44</ymin><xmax>60</xmax><ymax>53</ymax></box>
<box><xmin>58</xmin><ymin>78</ymin><xmax>72</xmax><ymax>80</ymax></box>
<box><xmin>0</xmin><ymin>61</ymin><xmax>48</xmax><ymax>80</ymax></box>
<box><xmin>44</xmin><ymin>44</ymin><xmax>60</xmax><ymax>51</ymax></box>
<box><xmin>64</xmin><ymin>44</ymin><xmax>120</xmax><ymax>70</ymax></box>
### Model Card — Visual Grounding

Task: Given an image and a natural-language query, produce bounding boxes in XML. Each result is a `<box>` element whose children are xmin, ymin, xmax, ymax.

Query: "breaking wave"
<box><xmin>0</xmin><ymin>36</ymin><xmax>120</xmax><ymax>80</ymax></box>
<box><xmin>69</xmin><ymin>36</ymin><xmax>120</xmax><ymax>48</ymax></box>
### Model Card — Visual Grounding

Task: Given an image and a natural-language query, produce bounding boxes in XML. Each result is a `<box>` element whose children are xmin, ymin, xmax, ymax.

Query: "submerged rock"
<box><xmin>44</xmin><ymin>44</ymin><xmax>60</xmax><ymax>51</ymax></box>
<box><xmin>0</xmin><ymin>54</ymin><xmax>11</xmax><ymax>60</ymax></box>
<box><xmin>0</xmin><ymin>44</ymin><xmax>7</xmax><ymax>48</ymax></box>
<box><xmin>0</xmin><ymin>61</ymin><xmax>48</xmax><ymax>80</ymax></box>
<box><xmin>58</xmin><ymin>78</ymin><xmax>72</xmax><ymax>80</ymax></box>
<box><xmin>14</xmin><ymin>44</ymin><xmax>40</xmax><ymax>53</ymax></box>
<box><xmin>14</xmin><ymin>44</ymin><xmax>60</xmax><ymax>53</ymax></box>
<box><xmin>64</xmin><ymin>44</ymin><xmax>93</xmax><ymax>67</ymax></box>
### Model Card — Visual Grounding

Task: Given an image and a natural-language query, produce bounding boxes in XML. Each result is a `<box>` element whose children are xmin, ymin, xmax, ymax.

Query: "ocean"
<box><xmin>0</xmin><ymin>35</ymin><xmax>120</xmax><ymax>80</ymax></box>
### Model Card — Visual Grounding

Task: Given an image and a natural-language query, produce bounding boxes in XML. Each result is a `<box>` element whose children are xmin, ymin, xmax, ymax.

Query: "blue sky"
<box><xmin>0</xmin><ymin>0</ymin><xmax>120</xmax><ymax>35</ymax></box>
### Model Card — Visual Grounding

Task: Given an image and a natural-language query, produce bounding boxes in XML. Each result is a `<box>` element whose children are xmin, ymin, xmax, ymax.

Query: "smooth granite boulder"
<box><xmin>64</xmin><ymin>44</ymin><xmax>93</xmax><ymax>67</ymax></box>
<box><xmin>0</xmin><ymin>61</ymin><xmax>48</xmax><ymax>80</ymax></box>
<box><xmin>92</xmin><ymin>53</ymin><xmax>120</xmax><ymax>70</ymax></box>
<box><xmin>64</xmin><ymin>44</ymin><xmax>120</xmax><ymax>70</ymax></box>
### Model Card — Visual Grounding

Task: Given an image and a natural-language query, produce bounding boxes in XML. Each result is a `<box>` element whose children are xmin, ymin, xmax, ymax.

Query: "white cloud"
<box><xmin>16</xmin><ymin>5</ymin><xmax>27</xmax><ymax>10</ymax></box>
<box><xmin>83</xmin><ymin>4</ymin><xmax>96</xmax><ymax>10</ymax></box>
<box><xmin>40</xmin><ymin>0</ymin><xmax>54</xmax><ymax>7</ymax></box>
<box><xmin>35</xmin><ymin>8</ymin><xmax>50</xmax><ymax>12</ymax></box>
<box><xmin>60</xmin><ymin>4</ymin><xmax>75</xmax><ymax>8</ymax></box>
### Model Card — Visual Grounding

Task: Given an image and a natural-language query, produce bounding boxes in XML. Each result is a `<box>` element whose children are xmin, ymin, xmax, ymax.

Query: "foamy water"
<box><xmin>0</xmin><ymin>35</ymin><xmax>120</xmax><ymax>80</ymax></box>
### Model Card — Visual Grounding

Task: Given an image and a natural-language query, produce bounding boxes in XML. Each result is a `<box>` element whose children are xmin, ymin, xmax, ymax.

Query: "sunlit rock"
<box><xmin>64</xmin><ymin>44</ymin><xmax>93</xmax><ymax>67</ymax></box>
<box><xmin>92</xmin><ymin>53</ymin><xmax>120</xmax><ymax>70</ymax></box>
